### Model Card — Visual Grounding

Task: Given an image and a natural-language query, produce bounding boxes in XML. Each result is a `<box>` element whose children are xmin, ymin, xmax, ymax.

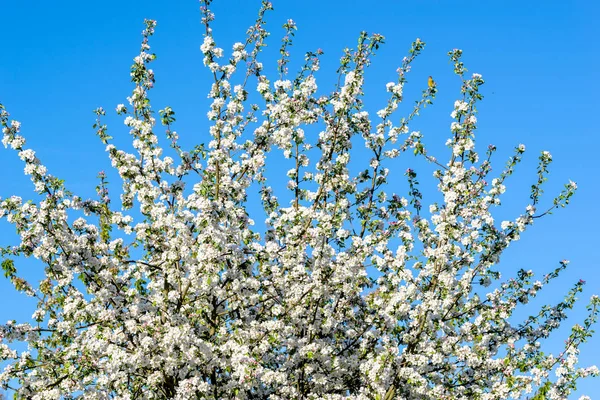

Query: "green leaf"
<box><xmin>2</xmin><ymin>259</ymin><xmax>16</xmax><ymax>278</ymax></box>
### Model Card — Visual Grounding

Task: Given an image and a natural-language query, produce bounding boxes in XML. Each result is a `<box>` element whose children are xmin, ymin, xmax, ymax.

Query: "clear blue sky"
<box><xmin>0</xmin><ymin>0</ymin><xmax>598</xmax><ymax>397</ymax></box>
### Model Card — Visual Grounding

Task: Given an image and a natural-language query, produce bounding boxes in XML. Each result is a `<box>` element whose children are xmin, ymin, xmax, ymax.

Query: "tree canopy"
<box><xmin>0</xmin><ymin>1</ymin><xmax>597</xmax><ymax>399</ymax></box>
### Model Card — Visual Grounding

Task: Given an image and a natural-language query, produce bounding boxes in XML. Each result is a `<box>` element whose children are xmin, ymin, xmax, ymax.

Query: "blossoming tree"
<box><xmin>0</xmin><ymin>1</ymin><xmax>598</xmax><ymax>399</ymax></box>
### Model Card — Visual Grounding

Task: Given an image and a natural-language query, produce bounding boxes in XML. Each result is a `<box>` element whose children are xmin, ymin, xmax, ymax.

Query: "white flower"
<box><xmin>200</xmin><ymin>36</ymin><xmax>214</xmax><ymax>53</ymax></box>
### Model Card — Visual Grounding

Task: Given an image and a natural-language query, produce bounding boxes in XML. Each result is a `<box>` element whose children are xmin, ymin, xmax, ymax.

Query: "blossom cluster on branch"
<box><xmin>0</xmin><ymin>1</ymin><xmax>597</xmax><ymax>399</ymax></box>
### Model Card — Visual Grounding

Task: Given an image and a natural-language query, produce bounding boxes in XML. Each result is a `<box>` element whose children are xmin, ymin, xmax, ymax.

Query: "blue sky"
<box><xmin>0</xmin><ymin>0</ymin><xmax>599</xmax><ymax>397</ymax></box>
